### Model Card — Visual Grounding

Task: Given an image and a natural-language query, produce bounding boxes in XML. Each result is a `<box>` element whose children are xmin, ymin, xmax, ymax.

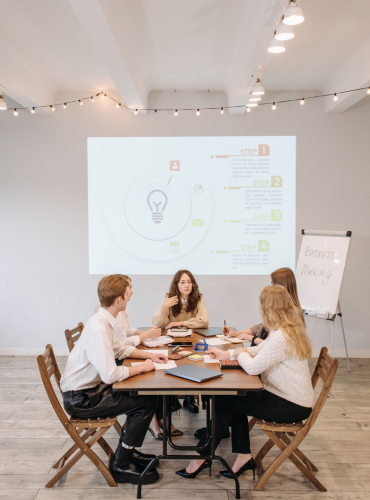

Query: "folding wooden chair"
<box><xmin>65</xmin><ymin>322</ymin><xmax>84</xmax><ymax>352</ymax></box>
<box><xmin>37</xmin><ymin>344</ymin><xmax>118</xmax><ymax>488</ymax></box>
<box><xmin>65</xmin><ymin>322</ymin><xmax>122</xmax><ymax>437</ymax></box>
<box><xmin>254</xmin><ymin>347</ymin><xmax>338</xmax><ymax>492</ymax></box>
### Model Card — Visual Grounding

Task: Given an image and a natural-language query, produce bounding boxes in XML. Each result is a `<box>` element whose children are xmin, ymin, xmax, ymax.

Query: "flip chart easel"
<box><xmin>296</xmin><ymin>229</ymin><xmax>352</xmax><ymax>371</ymax></box>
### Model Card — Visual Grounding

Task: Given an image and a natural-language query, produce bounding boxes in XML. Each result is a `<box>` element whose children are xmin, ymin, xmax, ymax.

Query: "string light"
<box><xmin>4</xmin><ymin>86</ymin><xmax>370</xmax><ymax>118</ymax></box>
<box><xmin>272</xmin><ymin>103</ymin><xmax>277</xmax><ymax>110</ymax></box>
<box><xmin>102</xmin><ymin>93</ymin><xmax>106</xmax><ymax>99</ymax></box>
<box><xmin>13</xmin><ymin>109</ymin><xmax>18</xmax><ymax>116</ymax></box>
<box><xmin>79</xmin><ymin>100</ymin><xmax>83</xmax><ymax>106</ymax></box>
<box><xmin>91</xmin><ymin>96</ymin><xmax>94</xmax><ymax>102</ymax></box>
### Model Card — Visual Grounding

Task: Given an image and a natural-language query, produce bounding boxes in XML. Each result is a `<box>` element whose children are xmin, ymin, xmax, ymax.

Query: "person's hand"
<box><xmin>226</xmin><ymin>329</ymin><xmax>243</xmax><ymax>337</ymax></box>
<box><xmin>163</xmin><ymin>294</ymin><xmax>179</xmax><ymax>309</ymax></box>
<box><xmin>166</xmin><ymin>321</ymin><xmax>185</xmax><ymax>329</ymax></box>
<box><xmin>139</xmin><ymin>359</ymin><xmax>156</xmax><ymax>373</ymax></box>
<box><xmin>149</xmin><ymin>353</ymin><xmax>168</xmax><ymax>364</ymax></box>
<box><xmin>235</xmin><ymin>347</ymin><xmax>247</xmax><ymax>357</ymax></box>
<box><xmin>145</xmin><ymin>327</ymin><xmax>162</xmax><ymax>339</ymax></box>
<box><xmin>237</xmin><ymin>333</ymin><xmax>253</xmax><ymax>342</ymax></box>
<box><xmin>222</xmin><ymin>325</ymin><xmax>233</xmax><ymax>335</ymax></box>
<box><xmin>206</xmin><ymin>347</ymin><xmax>231</xmax><ymax>360</ymax></box>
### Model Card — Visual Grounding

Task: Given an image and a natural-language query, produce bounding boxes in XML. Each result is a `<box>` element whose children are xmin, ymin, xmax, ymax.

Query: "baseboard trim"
<box><xmin>1</xmin><ymin>348</ymin><xmax>370</xmax><ymax>358</ymax></box>
<box><xmin>0</xmin><ymin>348</ymin><xmax>70</xmax><ymax>356</ymax></box>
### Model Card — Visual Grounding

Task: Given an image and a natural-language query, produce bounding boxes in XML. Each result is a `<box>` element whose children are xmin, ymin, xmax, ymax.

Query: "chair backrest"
<box><xmin>65</xmin><ymin>322</ymin><xmax>84</xmax><ymax>352</ymax></box>
<box><xmin>306</xmin><ymin>347</ymin><xmax>338</xmax><ymax>432</ymax></box>
<box><xmin>37</xmin><ymin>344</ymin><xmax>66</xmax><ymax>426</ymax></box>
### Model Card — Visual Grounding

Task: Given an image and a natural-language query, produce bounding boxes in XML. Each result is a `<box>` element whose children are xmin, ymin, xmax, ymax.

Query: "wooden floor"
<box><xmin>0</xmin><ymin>355</ymin><xmax>370</xmax><ymax>500</ymax></box>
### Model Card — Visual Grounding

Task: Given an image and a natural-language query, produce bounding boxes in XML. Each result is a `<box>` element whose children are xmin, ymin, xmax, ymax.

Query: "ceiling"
<box><xmin>0</xmin><ymin>0</ymin><xmax>369</xmax><ymax>114</ymax></box>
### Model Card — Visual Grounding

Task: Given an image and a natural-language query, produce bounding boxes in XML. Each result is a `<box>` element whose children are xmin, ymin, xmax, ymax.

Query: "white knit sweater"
<box><xmin>229</xmin><ymin>329</ymin><xmax>313</xmax><ymax>408</ymax></box>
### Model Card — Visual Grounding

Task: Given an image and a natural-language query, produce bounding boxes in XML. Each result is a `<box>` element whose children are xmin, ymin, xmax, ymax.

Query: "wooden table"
<box><xmin>113</xmin><ymin>330</ymin><xmax>263</xmax><ymax>499</ymax></box>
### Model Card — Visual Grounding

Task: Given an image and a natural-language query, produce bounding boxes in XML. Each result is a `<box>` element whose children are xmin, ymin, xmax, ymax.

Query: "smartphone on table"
<box><xmin>168</xmin><ymin>341</ymin><xmax>193</xmax><ymax>347</ymax></box>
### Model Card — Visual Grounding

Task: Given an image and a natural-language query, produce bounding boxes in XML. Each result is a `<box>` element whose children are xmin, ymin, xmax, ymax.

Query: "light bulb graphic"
<box><xmin>147</xmin><ymin>190</ymin><xmax>168</xmax><ymax>224</ymax></box>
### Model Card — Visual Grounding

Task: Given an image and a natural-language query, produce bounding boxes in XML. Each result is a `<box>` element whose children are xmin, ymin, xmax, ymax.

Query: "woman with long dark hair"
<box><xmin>148</xmin><ymin>270</ymin><xmax>209</xmax><ymax>439</ymax></box>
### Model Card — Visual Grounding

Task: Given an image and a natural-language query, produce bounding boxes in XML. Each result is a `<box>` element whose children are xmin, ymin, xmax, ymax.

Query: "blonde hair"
<box><xmin>271</xmin><ymin>267</ymin><xmax>305</xmax><ymax>325</ymax></box>
<box><xmin>260</xmin><ymin>285</ymin><xmax>312</xmax><ymax>359</ymax></box>
<box><xmin>97</xmin><ymin>275</ymin><xmax>130</xmax><ymax>307</ymax></box>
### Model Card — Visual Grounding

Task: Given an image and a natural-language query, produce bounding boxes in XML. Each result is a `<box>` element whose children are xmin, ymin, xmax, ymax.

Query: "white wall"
<box><xmin>0</xmin><ymin>90</ymin><xmax>369</xmax><ymax>356</ymax></box>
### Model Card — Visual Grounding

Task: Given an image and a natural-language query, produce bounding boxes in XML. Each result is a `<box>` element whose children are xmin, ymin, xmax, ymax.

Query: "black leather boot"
<box><xmin>114</xmin><ymin>438</ymin><xmax>159</xmax><ymax>467</ymax></box>
<box><xmin>111</xmin><ymin>445</ymin><xmax>159</xmax><ymax>485</ymax></box>
<box><xmin>183</xmin><ymin>395</ymin><xmax>199</xmax><ymax>414</ymax></box>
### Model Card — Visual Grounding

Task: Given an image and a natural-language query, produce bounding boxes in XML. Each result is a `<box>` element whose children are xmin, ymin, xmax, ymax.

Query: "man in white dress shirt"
<box><xmin>61</xmin><ymin>275</ymin><xmax>167</xmax><ymax>485</ymax></box>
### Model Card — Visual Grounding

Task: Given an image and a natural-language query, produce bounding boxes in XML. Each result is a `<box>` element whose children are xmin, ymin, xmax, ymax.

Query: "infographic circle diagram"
<box><xmin>124</xmin><ymin>174</ymin><xmax>192</xmax><ymax>241</ymax></box>
<box><xmin>103</xmin><ymin>171</ymin><xmax>213</xmax><ymax>262</ymax></box>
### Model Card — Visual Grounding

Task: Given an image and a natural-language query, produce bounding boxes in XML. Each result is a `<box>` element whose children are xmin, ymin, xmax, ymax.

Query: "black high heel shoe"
<box><xmin>176</xmin><ymin>460</ymin><xmax>212</xmax><ymax>478</ymax></box>
<box><xmin>219</xmin><ymin>457</ymin><xmax>256</xmax><ymax>480</ymax></box>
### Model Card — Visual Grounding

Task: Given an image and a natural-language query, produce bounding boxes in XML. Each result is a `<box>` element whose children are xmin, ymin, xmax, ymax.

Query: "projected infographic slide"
<box><xmin>88</xmin><ymin>136</ymin><xmax>296</xmax><ymax>275</ymax></box>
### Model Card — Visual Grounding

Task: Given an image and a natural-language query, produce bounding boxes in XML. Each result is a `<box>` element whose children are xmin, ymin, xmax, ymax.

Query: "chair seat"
<box><xmin>70</xmin><ymin>416</ymin><xmax>118</xmax><ymax>429</ymax></box>
<box><xmin>255</xmin><ymin>419</ymin><xmax>304</xmax><ymax>432</ymax></box>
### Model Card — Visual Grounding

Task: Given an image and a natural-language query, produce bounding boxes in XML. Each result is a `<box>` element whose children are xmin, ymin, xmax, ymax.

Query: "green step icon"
<box><xmin>258</xmin><ymin>240</ymin><xmax>270</xmax><ymax>252</ymax></box>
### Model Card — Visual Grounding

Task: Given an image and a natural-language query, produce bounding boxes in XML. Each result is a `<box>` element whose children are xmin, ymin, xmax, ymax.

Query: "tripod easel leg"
<box><xmin>330</xmin><ymin>320</ymin><xmax>335</xmax><ymax>356</ymax></box>
<box><xmin>338</xmin><ymin>302</ymin><xmax>350</xmax><ymax>372</ymax></box>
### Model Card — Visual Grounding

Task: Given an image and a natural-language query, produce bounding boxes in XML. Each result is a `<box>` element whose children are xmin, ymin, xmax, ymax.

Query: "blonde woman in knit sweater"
<box><xmin>177</xmin><ymin>284</ymin><xmax>313</xmax><ymax>480</ymax></box>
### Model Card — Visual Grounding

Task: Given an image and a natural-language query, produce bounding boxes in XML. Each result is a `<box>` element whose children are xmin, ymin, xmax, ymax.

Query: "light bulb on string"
<box><xmin>63</xmin><ymin>103</ymin><xmax>67</xmax><ymax>109</ymax></box>
<box><xmin>272</xmin><ymin>103</ymin><xmax>277</xmax><ymax>110</ymax></box>
<box><xmin>220</xmin><ymin>107</ymin><xmax>224</xmax><ymax>114</ymax></box>
<box><xmin>102</xmin><ymin>93</ymin><xmax>106</xmax><ymax>99</ymax></box>
<box><xmin>246</xmin><ymin>106</ymin><xmax>251</xmax><ymax>113</ymax></box>
<box><xmin>79</xmin><ymin>100</ymin><xmax>83</xmax><ymax>106</ymax></box>
<box><xmin>300</xmin><ymin>98</ymin><xmax>305</xmax><ymax>105</ymax></box>
<box><xmin>367</xmin><ymin>87</ymin><xmax>370</xmax><ymax>95</ymax></box>
<box><xmin>174</xmin><ymin>109</ymin><xmax>178</xmax><ymax>116</ymax></box>
<box><xmin>134</xmin><ymin>109</ymin><xmax>138</xmax><ymax>115</ymax></box>
<box><xmin>196</xmin><ymin>109</ymin><xmax>200</xmax><ymax>116</ymax></box>
<box><xmin>30</xmin><ymin>107</ymin><xmax>35</xmax><ymax>114</ymax></box>
<box><xmin>154</xmin><ymin>109</ymin><xmax>157</xmax><ymax>114</ymax></box>
<box><xmin>50</xmin><ymin>105</ymin><xmax>55</xmax><ymax>111</ymax></box>
<box><xmin>333</xmin><ymin>93</ymin><xmax>338</xmax><ymax>101</ymax></box>
<box><xmin>13</xmin><ymin>109</ymin><xmax>18</xmax><ymax>116</ymax></box>
<box><xmin>116</xmin><ymin>103</ymin><xmax>122</xmax><ymax>108</ymax></box>
<box><xmin>91</xmin><ymin>96</ymin><xmax>94</xmax><ymax>102</ymax></box>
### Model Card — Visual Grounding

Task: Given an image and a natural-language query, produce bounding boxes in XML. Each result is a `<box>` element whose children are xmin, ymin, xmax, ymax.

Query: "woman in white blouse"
<box><xmin>176</xmin><ymin>284</ymin><xmax>313</xmax><ymax>480</ymax></box>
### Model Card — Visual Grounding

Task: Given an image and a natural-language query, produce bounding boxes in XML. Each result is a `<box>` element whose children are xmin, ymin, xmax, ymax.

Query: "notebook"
<box><xmin>164</xmin><ymin>364</ymin><xmax>223</xmax><ymax>383</ymax></box>
<box><xmin>194</xmin><ymin>327</ymin><xmax>236</xmax><ymax>337</ymax></box>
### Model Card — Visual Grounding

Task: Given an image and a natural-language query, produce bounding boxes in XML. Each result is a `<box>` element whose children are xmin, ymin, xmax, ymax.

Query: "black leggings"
<box><xmin>198</xmin><ymin>390</ymin><xmax>312</xmax><ymax>455</ymax></box>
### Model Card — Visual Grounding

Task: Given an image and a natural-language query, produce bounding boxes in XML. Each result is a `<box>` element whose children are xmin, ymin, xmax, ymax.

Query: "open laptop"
<box><xmin>194</xmin><ymin>327</ymin><xmax>236</xmax><ymax>337</ymax></box>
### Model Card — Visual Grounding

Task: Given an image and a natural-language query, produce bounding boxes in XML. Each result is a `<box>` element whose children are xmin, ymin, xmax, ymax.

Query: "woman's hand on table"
<box><xmin>166</xmin><ymin>321</ymin><xmax>186</xmax><ymax>329</ymax></box>
<box><xmin>139</xmin><ymin>359</ymin><xmax>156</xmax><ymax>373</ymax></box>
<box><xmin>148</xmin><ymin>353</ymin><xmax>168</xmax><ymax>364</ymax></box>
<box><xmin>206</xmin><ymin>347</ymin><xmax>231</xmax><ymax>360</ymax></box>
<box><xmin>237</xmin><ymin>332</ymin><xmax>253</xmax><ymax>341</ymax></box>
<box><xmin>235</xmin><ymin>346</ymin><xmax>247</xmax><ymax>357</ymax></box>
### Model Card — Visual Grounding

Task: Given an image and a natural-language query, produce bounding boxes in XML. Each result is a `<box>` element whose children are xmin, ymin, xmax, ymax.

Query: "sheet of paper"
<box><xmin>216</xmin><ymin>335</ymin><xmax>243</xmax><ymax>344</ymax></box>
<box><xmin>203</xmin><ymin>354</ymin><xmax>220</xmax><ymax>363</ymax></box>
<box><xmin>206</xmin><ymin>337</ymin><xmax>231</xmax><ymax>346</ymax></box>
<box><xmin>131</xmin><ymin>360</ymin><xmax>177</xmax><ymax>370</ymax></box>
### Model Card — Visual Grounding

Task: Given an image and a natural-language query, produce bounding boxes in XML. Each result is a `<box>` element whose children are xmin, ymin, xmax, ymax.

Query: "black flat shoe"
<box><xmin>194</xmin><ymin>427</ymin><xmax>230</xmax><ymax>440</ymax></box>
<box><xmin>183</xmin><ymin>395</ymin><xmax>199</xmax><ymax>414</ymax></box>
<box><xmin>176</xmin><ymin>459</ymin><xmax>212</xmax><ymax>479</ymax></box>
<box><xmin>219</xmin><ymin>457</ymin><xmax>256</xmax><ymax>480</ymax></box>
<box><xmin>148</xmin><ymin>427</ymin><xmax>163</xmax><ymax>440</ymax></box>
<box><xmin>112</xmin><ymin>460</ymin><xmax>159</xmax><ymax>485</ymax></box>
